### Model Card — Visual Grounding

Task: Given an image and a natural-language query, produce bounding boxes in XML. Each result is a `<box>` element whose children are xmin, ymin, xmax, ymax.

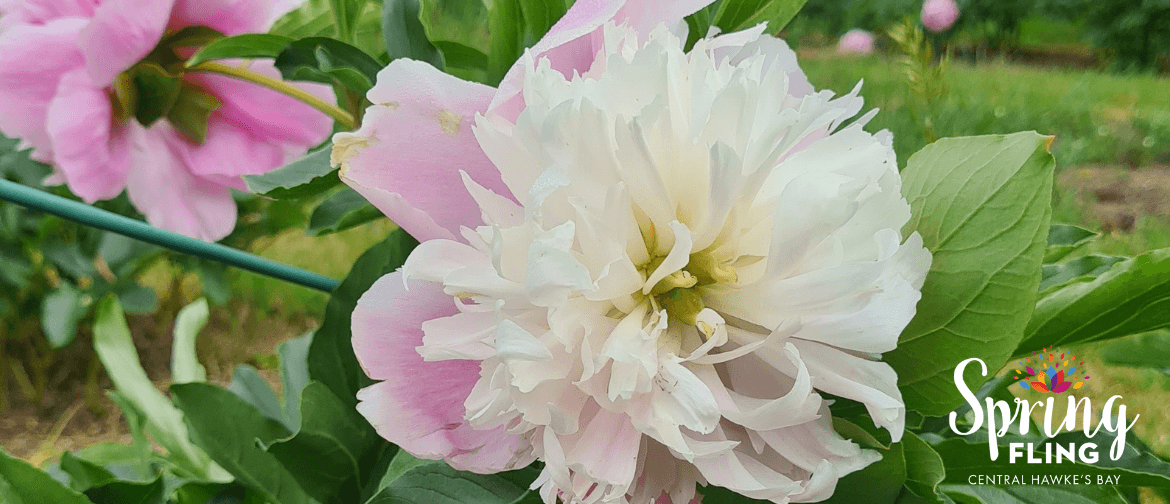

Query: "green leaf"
<box><xmin>517</xmin><ymin>0</ymin><xmax>569</xmax><ymax>46</ymax></box>
<box><xmin>194</xmin><ymin>261</ymin><xmax>231</xmax><ymax>304</ymax></box>
<box><xmin>684</xmin><ymin>2</ymin><xmax>719</xmax><ymax>51</ymax></box>
<box><xmin>1039</xmin><ymin>254</ymin><xmax>1126</xmax><ymax>294</ymax></box>
<box><xmin>166</xmin><ymin>84</ymin><xmax>222</xmax><ymax>145</ymax></box>
<box><xmin>821</xmin><ymin>443</ymin><xmax>907</xmax><ymax>504</ymax></box>
<box><xmin>1019</xmin><ymin>248</ymin><xmax>1170</xmax><ymax>356</ymax></box>
<box><xmin>279</xmin><ymin>332</ymin><xmax>314</xmax><ymax>429</ymax></box>
<box><xmin>171</xmin><ymin>299</ymin><xmax>209</xmax><ymax>385</ymax></box>
<box><xmin>185</xmin><ymin>33</ymin><xmax>294</xmax><ymax>67</ymax></box>
<box><xmin>308</xmin><ymin>187</ymin><xmax>385</xmax><ymax>236</ymax></box>
<box><xmin>42</xmin><ymin>283</ymin><xmax>88</xmax><ymax>348</ymax></box>
<box><xmin>0</xmin><ymin>448</ymin><xmax>94</xmax><ymax>504</ymax></box>
<box><xmin>942</xmin><ymin>484</ymin><xmax>1133</xmax><ymax>504</ymax></box>
<box><xmin>115</xmin><ymin>284</ymin><xmax>158</xmax><ymax>315</ymax></box>
<box><xmin>59</xmin><ymin>452</ymin><xmax>116</xmax><ymax>492</ymax></box>
<box><xmin>227</xmin><ymin>365</ymin><xmax>286</xmax><ymax>427</ymax></box>
<box><xmin>419</xmin><ymin>0</ymin><xmax>491</xmax><ymax>82</ymax></box>
<box><xmin>1044</xmin><ymin>224</ymin><xmax>1098</xmax><ymax>263</ymax></box>
<box><xmin>92</xmin><ymin>297</ymin><xmax>224</xmax><ymax>481</ymax></box>
<box><xmin>129</xmin><ymin>64</ymin><xmax>182</xmax><ymax>127</ymax></box>
<box><xmin>488</xmin><ymin>0</ymin><xmax>524</xmax><ymax>85</ymax></box>
<box><xmin>309</xmin><ymin>229</ymin><xmax>418</xmax><ymax>406</ymax></box>
<box><xmin>884</xmin><ymin>133</ymin><xmax>1055</xmax><ymax>416</ymax></box>
<box><xmin>902</xmin><ymin>433</ymin><xmax>946</xmax><ymax>503</ymax></box>
<box><xmin>713</xmin><ymin>0</ymin><xmax>810</xmax><ymax>33</ymax></box>
<box><xmin>274</xmin><ymin>36</ymin><xmax>383</xmax><ymax>94</ymax></box>
<box><xmin>376</xmin><ymin>451</ymin><xmax>435</xmax><ymax>490</ymax></box>
<box><xmin>383</xmin><ymin>0</ymin><xmax>442</xmax><ymax>65</ymax></box>
<box><xmin>272</xmin><ymin>0</ymin><xmax>334</xmax><ymax>38</ymax></box>
<box><xmin>268</xmin><ymin>382</ymin><xmax>368</xmax><ymax>503</ymax></box>
<box><xmin>329</xmin><ymin>0</ymin><xmax>360</xmax><ymax>43</ymax></box>
<box><xmin>364</xmin><ymin>464</ymin><xmax>532</xmax><ymax>504</ymax></box>
<box><xmin>171</xmin><ymin>383</ymin><xmax>312</xmax><ymax>504</ymax></box>
<box><xmin>243</xmin><ymin>148</ymin><xmax>340</xmax><ymax>199</ymax></box>
<box><xmin>83</xmin><ymin>476</ymin><xmax>165</xmax><ymax>504</ymax></box>
<box><xmin>1101</xmin><ymin>331</ymin><xmax>1170</xmax><ymax>372</ymax></box>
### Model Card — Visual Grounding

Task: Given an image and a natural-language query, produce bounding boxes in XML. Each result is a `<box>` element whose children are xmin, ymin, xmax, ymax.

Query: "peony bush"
<box><xmin>2</xmin><ymin>1</ymin><xmax>1170</xmax><ymax>504</ymax></box>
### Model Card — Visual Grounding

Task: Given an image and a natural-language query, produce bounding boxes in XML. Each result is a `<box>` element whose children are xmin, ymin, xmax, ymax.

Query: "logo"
<box><xmin>1013</xmin><ymin>346</ymin><xmax>1090</xmax><ymax>393</ymax></box>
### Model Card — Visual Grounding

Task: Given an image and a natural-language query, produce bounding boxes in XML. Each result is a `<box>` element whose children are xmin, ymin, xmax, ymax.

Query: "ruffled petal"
<box><xmin>169</xmin><ymin>0</ymin><xmax>291</xmax><ymax>35</ymax></box>
<box><xmin>45</xmin><ymin>68</ymin><xmax>130</xmax><ymax>201</ymax></box>
<box><xmin>0</xmin><ymin>0</ymin><xmax>97</xmax><ymax>25</ymax></box>
<box><xmin>185</xmin><ymin>59</ymin><xmax>334</xmax><ymax>148</ymax></box>
<box><xmin>79</xmin><ymin>0</ymin><xmax>177</xmax><ymax>86</ymax></box>
<box><xmin>0</xmin><ymin>18</ymin><xmax>86</xmax><ymax>162</ymax></box>
<box><xmin>353</xmin><ymin>272</ymin><xmax>532</xmax><ymax>472</ymax></box>
<box><xmin>124</xmin><ymin>124</ymin><xmax>238</xmax><ymax>241</ymax></box>
<box><xmin>336</xmin><ymin>59</ymin><xmax>508</xmax><ymax>242</ymax></box>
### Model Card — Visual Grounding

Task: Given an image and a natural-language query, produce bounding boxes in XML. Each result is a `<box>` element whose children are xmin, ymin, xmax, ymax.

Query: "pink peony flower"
<box><xmin>334</xmin><ymin>1</ymin><xmax>930</xmax><ymax>503</ymax></box>
<box><xmin>837</xmin><ymin>29</ymin><xmax>875</xmax><ymax>55</ymax></box>
<box><xmin>0</xmin><ymin>0</ymin><xmax>333</xmax><ymax>241</ymax></box>
<box><xmin>921</xmin><ymin>0</ymin><xmax>960</xmax><ymax>33</ymax></box>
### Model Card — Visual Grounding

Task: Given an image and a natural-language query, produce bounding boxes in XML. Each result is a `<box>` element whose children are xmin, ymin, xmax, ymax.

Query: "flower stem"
<box><xmin>187</xmin><ymin>61</ymin><xmax>356</xmax><ymax>129</ymax></box>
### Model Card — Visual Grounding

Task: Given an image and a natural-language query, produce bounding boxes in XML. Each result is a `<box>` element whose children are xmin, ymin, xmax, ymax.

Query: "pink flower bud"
<box><xmin>837</xmin><ymin>29</ymin><xmax>875</xmax><ymax>55</ymax></box>
<box><xmin>922</xmin><ymin>0</ymin><xmax>960</xmax><ymax>32</ymax></box>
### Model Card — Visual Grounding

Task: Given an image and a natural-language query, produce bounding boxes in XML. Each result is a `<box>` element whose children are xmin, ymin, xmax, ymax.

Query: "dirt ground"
<box><xmin>0</xmin><ymin>300</ymin><xmax>314</xmax><ymax>466</ymax></box>
<box><xmin>2</xmin><ymin>164</ymin><xmax>1169</xmax><ymax>467</ymax></box>
<box><xmin>1061</xmin><ymin>165</ymin><xmax>1170</xmax><ymax>232</ymax></box>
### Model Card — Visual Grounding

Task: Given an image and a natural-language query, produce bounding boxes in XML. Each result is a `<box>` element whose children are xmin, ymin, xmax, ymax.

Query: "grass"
<box><xmin>801</xmin><ymin>55</ymin><xmax>1170</xmax><ymax>170</ymax></box>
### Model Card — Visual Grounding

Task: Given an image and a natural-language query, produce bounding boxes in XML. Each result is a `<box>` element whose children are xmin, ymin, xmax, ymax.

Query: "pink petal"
<box><xmin>353</xmin><ymin>272</ymin><xmax>530</xmax><ymax>472</ymax></box>
<box><xmin>124</xmin><ymin>124</ymin><xmax>238</xmax><ymax>241</ymax></box>
<box><xmin>45</xmin><ymin>68</ymin><xmax>131</xmax><ymax>202</ymax></box>
<box><xmin>185</xmin><ymin>60</ymin><xmax>334</xmax><ymax>149</ymax></box>
<box><xmin>167</xmin><ymin>118</ymin><xmax>283</xmax><ymax>190</ymax></box>
<box><xmin>0</xmin><ymin>18</ymin><xmax>86</xmax><ymax>162</ymax></box>
<box><xmin>337</xmin><ymin>59</ymin><xmax>508</xmax><ymax>242</ymax></box>
<box><xmin>837</xmin><ymin>29</ymin><xmax>875</xmax><ymax>55</ymax></box>
<box><xmin>0</xmin><ymin>0</ymin><xmax>97</xmax><ymax>25</ymax></box>
<box><xmin>489</xmin><ymin>0</ymin><xmax>718</xmax><ymax>119</ymax></box>
<box><xmin>79</xmin><ymin>0</ymin><xmax>177</xmax><ymax>86</ymax></box>
<box><xmin>169</xmin><ymin>0</ymin><xmax>288</xmax><ymax>35</ymax></box>
<box><xmin>921</xmin><ymin>0</ymin><xmax>960</xmax><ymax>33</ymax></box>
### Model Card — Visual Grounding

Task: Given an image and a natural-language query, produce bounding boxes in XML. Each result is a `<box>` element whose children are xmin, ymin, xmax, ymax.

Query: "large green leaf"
<box><xmin>185</xmin><ymin>34</ymin><xmax>294</xmax><ymax>67</ymax></box>
<box><xmin>1044</xmin><ymin>224</ymin><xmax>1097</xmax><ymax>263</ymax></box>
<box><xmin>1038</xmin><ymin>254</ymin><xmax>1126</xmax><ymax>294</ymax></box>
<box><xmin>418</xmin><ymin>0</ymin><xmax>491</xmax><ymax>83</ymax></box>
<box><xmin>942</xmin><ymin>484</ymin><xmax>1134</xmax><ymax>504</ymax></box>
<box><xmin>243</xmin><ymin>148</ymin><xmax>340</xmax><ymax>199</ymax></box>
<box><xmin>821</xmin><ymin>443</ymin><xmax>907</xmax><ymax>504</ymax></box>
<box><xmin>279</xmin><ymin>332</ymin><xmax>314</xmax><ymax>429</ymax></box>
<box><xmin>268</xmin><ymin>382</ymin><xmax>369</xmax><ymax>503</ymax></box>
<box><xmin>713</xmin><ymin>0</ymin><xmax>810</xmax><ymax>33</ymax></box>
<box><xmin>58</xmin><ymin>452</ymin><xmax>116</xmax><ymax>492</ymax></box>
<box><xmin>309</xmin><ymin>229</ymin><xmax>418</xmax><ymax>406</ymax></box>
<box><xmin>383</xmin><ymin>0</ymin><xmax>443</xmax><ymax>66</ymax></box>
<box><xmin>488</xmin><ymin>0</ymin><xmax>524</xmax><ymax>85</ymax></box>
<box><xmin>1018</xmin><ymin>248</ymin><xmax>1170</xmax><ymax>356</ymax></box>
<box><xmin>170</xmin><ymin>299</ymin><xmax>209</xmax><ymax>384</ymax></box>
<box><xmin>902</xmin><ymin>433</ymin><xmax>947</xmax><ymax>503</ymax></box>
<box><xmin>885</xmin><ymin>133</ymin><xmax>1055</xmax><ymax>416</ymax></box>
<box><xmin>274</xmin><ymin>36</ymin><xmax>383</xmax><ymax>95</ymax></box>
<box><xmin>226</xmin><ymin>365</ymin><xmax>286</xmax><ymax>427</ymax></box>
<box><xmin>518</xmin><ymin>0</ymin><xmax>569</xmax><ymax>46</ymax></box>
<box><xmin>92</xmin><ymin>297</ymin><xmax>225</xmax><ymax>481</ymax></box>
<box><xmin>42</xmin><ymin>283</ymin><xmax>88</xmax><ymax>348</ymax></box>
<box><xmin>83</xmin><ymin>476</ymin><xmax>165</xmax><ymax>504</ymax></box>
<box><xmin>364</xmin><ymin>464</ymin><xmax>533</xmax><ymax>504</ymax></box>
<box><xmin>0</xmin><ymin>448</ymin><xmax>93</xmax><ymax>504</ymax></box>
<box><xmin>171</xmin><ymin>383</ymin><xmax>312</xmax><ymax>504</ymax></box>
<box><xmin>1100</xmin><ymin>331</ymin><xmax>1170</xmax><ymax>373</ymax></box>
<box><xmin>308</xmin><ymin>187</ymin><xmax>385</xmax><ymax>236</ymax></box>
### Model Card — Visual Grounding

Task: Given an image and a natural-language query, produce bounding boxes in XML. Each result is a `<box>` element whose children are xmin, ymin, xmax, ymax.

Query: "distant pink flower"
<box><xmin>921</xmin><ymin>0</ymin><xmax>960</xmax><ymax>33</ymax></box>
<box><xmin>335</xmin><ymin>0</ymin><xmax>929</xmax><ymax>502</ymax></box>
<box><xmin>837</xmin><ymin>29</ymin><xmax>875</xmax><ymax>55</ymax></box>
<box><xmin>0</xmin><ymin>0</ymin><xmax>333</xmax><ymax>241</ymax></box>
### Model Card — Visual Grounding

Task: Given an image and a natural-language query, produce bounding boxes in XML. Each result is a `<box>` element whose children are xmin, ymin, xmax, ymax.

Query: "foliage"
<box><xmin>952</xmin><ymin>0</ymin><xmax>1038</xmax><ymax>49</ymax></box>
<box><xmin>4</xmin><ymin>0</ymin><xmax>1170</xmax><ymax>503</ymax></box>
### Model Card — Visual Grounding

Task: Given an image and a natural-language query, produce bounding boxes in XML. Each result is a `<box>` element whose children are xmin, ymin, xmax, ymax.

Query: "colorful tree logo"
<box><xmin>1014</xmin><ymin>347</ymin><xmax>1089</xmax><ymax>393</ymax></box>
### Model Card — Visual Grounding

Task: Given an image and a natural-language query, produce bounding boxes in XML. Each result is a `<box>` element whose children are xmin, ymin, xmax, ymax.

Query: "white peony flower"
<box><xmin>339</xmin><ymin>8</ymin><xmax>931</xmax><ymax>504</ymax></box>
